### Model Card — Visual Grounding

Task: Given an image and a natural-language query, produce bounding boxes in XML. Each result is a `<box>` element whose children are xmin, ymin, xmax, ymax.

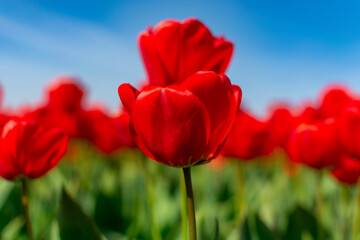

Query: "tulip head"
<box><xmin>339</xmin><ymin>103</ymin><xmax>360</xmax><ymax>159</ymax></box>
<box><xmin>119</xmin><ymin>71</ymin><xmax>241</xmax><ymax>167</ymax></box>
<box><xmin>139</xmin><ymin>18</ymin><xmax>234</xmax><ymax>87</ymax></box>
<box><xmin>46</xmin><ymin>76</ymin><xmax>86</xmax><ymax>113</ymax></box>
<box><xmin>331</xmin><ymin>155</ymin><xmax>360</xmax><ymax>185</ymax></box>
<box><xmin>288</xmin><ymin>118</ymin><xmax>341</xmax><ymax>169</ymax></box>
<box><xmin>319</xmin><ymin>85</ymin><xmax>353</xmax><ymax>118</ymax></box>
<box><xmin>0</xmin><ymin>119</ymin><xmax>68</xmax><ymax>181</ymax></box>
<box><xmin>222</xmin><ymin>110</ymin><xmax>273</xmax><ymax>160</ymax></box>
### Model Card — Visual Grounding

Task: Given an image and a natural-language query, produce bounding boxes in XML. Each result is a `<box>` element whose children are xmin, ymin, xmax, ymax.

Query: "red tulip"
<box><xmin>318</xmin><ymin>85</ymin><xmax>353</xmax><ymax>118</ymax></box>
<box><xmin>80</xmin><ymin>109</ymin><xmax>135</xmax><ymax>154</ymax></box>
<box><xmin>266</xmin><ymin>105</ymin><xmax>296</xmax><ymax>149</ymax></box>
<box><xmin>24</xmin><ymin>106</ymin><xmax>81</xmax><ymax>138</ymax></box>
<box><xmin>222</xmin><ymin>110</ymin><xmax>273</xmax><ymax>160</ymax></box>
<box><xmin>297</xmin><ymin>105</ymin><xmax>323</xmax><ymax>124</ymax></box>
<box><xmin>46</xmin><ymin>76</ymin><xmax>86</xmax><ymax>112</ymax></box>
<box><xmin>118</xmin><ymin>71</ymin><xmax>241</xmax><ymax>167</ymax></box>
<box><xmin>139</xmin><ymin>18</ymin><xmax>234</xmax><ymax>86</ymax></box>
<box><xmin>288</xmin><ymin>118</ymin><xmax>341</xmax><ymax>169</ymax></box>
<box><xmin>0</xmin><ymin>119</ymin><xmax>68</xmax><ymax>181</ymax></box>
<box><xmin>339</xmin><ymin>103</ymin><xmax>360</xmax><ymax>159</ymax></box>
<box><xmin>331</xmin><ymin>155</ymin><xmax>360</xmax><ymax>185</ymax></box>
<box><xmin>114</xmin><ymin>111</ymin><xmax>137</xmax><ymax>149</ymax></box>
<box><xmin>0</xmin><ymin>114</ymin><xmax>10</xmax><ymax>131</ymax></box>
<box><xmin>24</xmin><ymin>77</ymin><xmax>87</xmax><ymax>138</ymax></box>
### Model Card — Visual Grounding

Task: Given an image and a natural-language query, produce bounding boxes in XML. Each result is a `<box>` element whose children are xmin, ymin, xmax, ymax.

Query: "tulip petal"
<box><xmin>178</xmin><ymin>19</ymin><xmax>229</xmax><ymax>82</ymax></box>
<box><xmin>131</xmin><ymin>87</ymin><xmax>211</xmax><ymax>167</ymax></box>
<box><xmin>46</xmin><ymin>77</ymin><xmax>85</xmax><ymax>112</ymax></box>
<box><xmin>139</xmin><ymin>33</ymin><xmax>170</xmax><ymax>86</ymax></box>
<box><xmin>288</xmin><ymin>120</ymin><xmax>341</xmax><ymax>169</ymax></box>
<box><xmin>331</xmin><ymin>155</ymin><xmax>360</xmax><ymax>185</ymax></box>
<box><xmin>339</xmin><ymin>107</ymin><xmax>360</xmax><ymax>158</ymax></box>
<box><xmin>0</xmin><ymin>120</ymin><xmax>37</xmax><ymax>179</ymax></box>
<box><xmin>151</xmin><ymin>20</ymin><xmax>181</xmax><ymax>85</ymax></box>
<box><xmin>138</xmin><ymin>18</ymin><xmax>234</xmax><ymax>86</ymax></box>
<box><xmin>118</xmin><ymin>84</ymin><xmax>140</xmax><ymax>115</ymax></box>
<box><xmin>181</xmin><ymin>72</ymin><xmax>241</xmax><ymax>155</ymax></box>
<box><xmin>221</xmin><ymin>110</ymin><xmax>272</xmax><ymax>160</ymax></box>
<box><xmin>25</xmin><ymin>127</ymin><xmax>68</xmax><ymax>178</ymax></box>
<box><xmin>201</xmin><ymin>38</ymin><xmax>234</xmax><ymax>74</ymax></box>
<box><xmin>0</xmin><ymin>121</ymin><xmax>18</xmax><ymax>180</ymax></box>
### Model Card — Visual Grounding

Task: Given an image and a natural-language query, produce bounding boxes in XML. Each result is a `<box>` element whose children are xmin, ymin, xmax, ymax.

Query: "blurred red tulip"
<box><xmin>80</xmin><ymin>109</ymin><xmax>135</xmax><ymax>154</ymax></box>
<box><xmin>288</xmin><ymin>118</ymin><xmax>341</xmax><ymax>169</ymax></box>
<box><xmin>0</xmin><ymin>114</ymin><xmax>10</xmax><ymax>131</ymax></box>
<box><xmin>318</xmin><ymin>85</ymin><xmax>353</xmax><ymax>118</ymax></box>
<box><xmin>0</xmin><ymin>119</ymin><xmax>68</xmax><ymax>181</ymax></box>
<box><xmin>297</xmin><ymin>105</ymin><xmax>323</xmax><ymax>124</ymax></box>
<box><xmin>118</xmin><ymin>71</ymin><xmax>241</xmax><ymax>167</ymax></box>
<box><xmin>339</xmin><ymin>102</ymin><xmax>360</xmax><ymax>159</ymax></box>
<box><xmin>24</xmin><ymin>106</ymin><xmax>81</xmax><ymax>138</ymax></box>
<box><xmin>139</xmin><ymin>18</ymin><xmax>233</xmax><ymax>86</ymax></box>
<box><xmin>266</xmin><ymin>105</ymin><xmax>296</xmax><ymax>149</ymax></box>
<box><xmin>331</xmin><ymin>155</ymin><xmax>360</xmax><ymax>185</ymax></box>
<box><xmin>114</xmin><ymin>111</ymin><xmax>137</xmax><ymax>148</ymax></box>
<box><xmin>222</xmin><ymin>110</ymin><xmax>273</xmax><ymax>160</ymax></box>
<box><xmin>24</xmin><ymin>77</ymin><xmax>87</xmax><ymax>138</ymax></box>
<box><xmin>46</xmin><ymin>76</ymin><xmax>86</xmax><ymax>112</ymax></box>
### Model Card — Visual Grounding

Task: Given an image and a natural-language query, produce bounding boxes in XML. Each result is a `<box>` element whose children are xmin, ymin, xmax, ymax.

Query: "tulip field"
<box><xmin>1</xmin><ymin>18</ymin><xmax>360</xmax><ymax>240</ymax></box>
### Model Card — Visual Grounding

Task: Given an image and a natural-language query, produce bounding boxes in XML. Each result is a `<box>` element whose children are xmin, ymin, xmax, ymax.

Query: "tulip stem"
<box><xmin>341</xmin><ymin>185</ymin><xmax>351</xmax><ymax>240</ymax></box>
<box><xmin>180</xmin><ymin>169</ymin><xmax>188</xmax><ymax>240</ymax></box>
<box><xmin>235</xmin><ymin>161</ymin><xmax>246</xmax><ymax>225</ymax></box>
<box><xmin>21</xmin><ymin>178</ymin><xmax>33</xmax><ymax>240</ymax></box>
<box><xmin>316</xmin><ymin>171</ymin><xmax>324</xmax><ymax>240</ymax></box>
<box><xmin>182</xmin><ymin>167</ymin><xmax>197</xmax><ymax>240</ymax></box>
<box><xmin>352</xmin><ymin>179</ymin><xmax>360</xmax><ymax>240</ymax></box>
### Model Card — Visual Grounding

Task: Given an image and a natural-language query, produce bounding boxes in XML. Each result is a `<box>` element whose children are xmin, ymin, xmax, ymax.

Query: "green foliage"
<box><xmin>58</xmin><ymin>187</ymin><xmax>103</xmax><ymax>240</ymax></box>
<box><xmin>0</xmin><ymin>142</ymin><xmax>358</xmax><ymax>239</ymax></box>
<box><xmin>0</xmin><ymin>184</ymin><xmax>23</xmax><ymax>233</ymax></box>
<box><xmin>284</xmin><ymin>206</ymin><xmax>318</xmax><ymax>240</ymax></box>
<box><xmin>241</xmin><ymin>214</ymin><xmax>280</xmax><ymax>240</ymax></box>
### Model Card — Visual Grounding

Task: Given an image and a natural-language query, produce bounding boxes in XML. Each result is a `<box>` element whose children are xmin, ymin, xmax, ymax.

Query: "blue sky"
<box><xmin>1</xmin><ymin>0</ymin><xmax>360</xmax><ymax>116</ymax></box>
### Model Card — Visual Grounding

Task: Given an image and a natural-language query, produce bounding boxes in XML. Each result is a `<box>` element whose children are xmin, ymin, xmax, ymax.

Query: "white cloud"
<box><xmin>0</xmin><ymin>6</ymin><xmax>144</xmax><ymax>109</ymax></box>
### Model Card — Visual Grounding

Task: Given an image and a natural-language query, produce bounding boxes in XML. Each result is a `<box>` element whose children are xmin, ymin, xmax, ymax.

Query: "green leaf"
<box><xmin>58</xmin><ymin>187</ymin><xmax>103</xmax><ymax>240</ymax></box>
<box><xmin>94</xmin><ymin>192</ymin><xmax>129</xmax><ymax>233</ymax></box>
<box><xmin>240</xmin><ymin>216</ymin><xmax>251</xmax><ymax>240</ymax></box>
<box><xmin>254</xmin><ymin>215</ymin><xmax>279</xmax><ymax>240</ymax></box>
<box><xmin>1</xmin><ymin>216</ymin><xmax>25</xmax><ymax>240</ymax></box>
<box><xmin>284</xmin><ymin>206</ymin><xmax>318</xmax><ymax>240</ymax></box>
<box><xmin>241</xmin><ymin>214</ymin><xmax>280</xmax><ymax>240</ymax></box>
<box><xmin>0</xmin><ymin>183</ymin><xmax>23</xmax><ymax>233</ymax></box>
<box><xmin>210</xmin><ymin>218</ymin><xmax>219</xmax><ymax>240</ymax></box>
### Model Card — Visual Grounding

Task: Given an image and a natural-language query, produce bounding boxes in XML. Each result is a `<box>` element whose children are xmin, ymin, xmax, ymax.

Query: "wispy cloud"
<box><xmin>0</xmin><ymin>5</ymin><xmax>144</xmax><ymax>109</ymax></box>
<box><xmin>1</xmin><ymin>2</ymin><xmax>360</xmax><ymax>115</ymax></box>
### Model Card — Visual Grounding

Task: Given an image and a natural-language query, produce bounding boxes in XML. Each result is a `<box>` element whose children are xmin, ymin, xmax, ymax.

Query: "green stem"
<box><xmin>180</xmin><ymin>169</ymin><xmax>188</xmax><ymax>240</ymax></box>
<box><xmin>235</xmin><ymin>161</ymin><xmax>245</xmax><ymax>225</ymax></box>
<box><xmin>21</xmin><ymin>178</ymin><xmax>33</xmax><ymax>240</ymax></box>
<box><xmin>352</xmin><ymin>180</ymin><xmax>360</xmax><ymax>240</ymax></box>
<box><xmin>316</xmin><ymin>171</ymin><xmax>324</xmax><ymax>240</ymax></box>
<box><xmin>140</xmin><ymin>154</ymin><xmax>162</xmax><ymax>240</ymax></box>
<box><xmin>341</xmin><ymin>185</ymin><xmax>351</xmax><ymax>240</ymax></box>
<box><xmin>182</xmin><ymin>167</ymin><xmax>197</xmax><ymax>240</ymax></box>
